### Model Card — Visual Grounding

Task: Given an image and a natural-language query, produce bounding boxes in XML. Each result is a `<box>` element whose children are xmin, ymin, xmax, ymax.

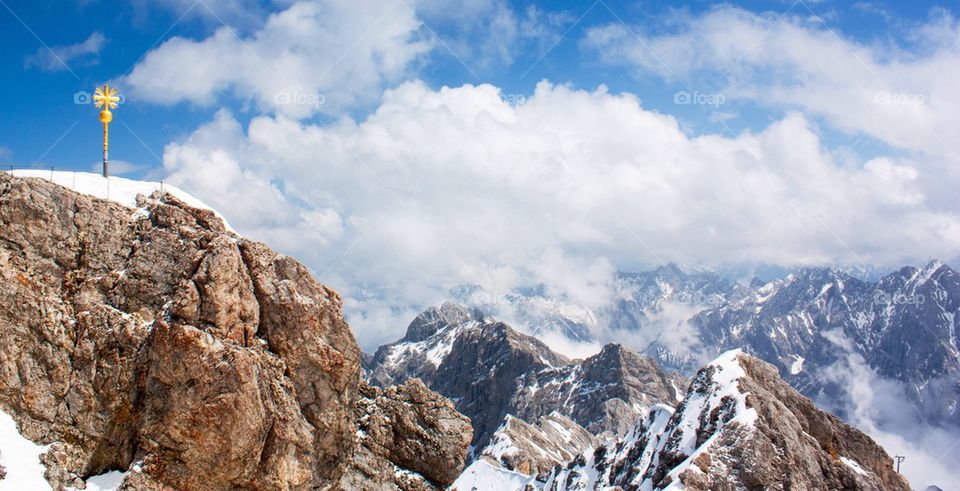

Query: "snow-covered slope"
<box><xmin>8</xmin><ymin>170</ymin><xmax>232</xmax><ymax>231</ymax></box>
<box><xmin>454</xmin><ymin>260</ymin><xmax>960</xmax><ymax>431</ymax></box>
<box><xmin>452</xmin><ymin>458</ymin><xmax>532</xmax><ymax>491</ymax></box>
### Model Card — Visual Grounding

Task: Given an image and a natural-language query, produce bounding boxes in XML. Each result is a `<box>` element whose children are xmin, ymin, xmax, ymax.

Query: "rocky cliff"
<box><xmin>0</xmin><ymin>173</ymin><xmax>471</xmax><ymax>490</ymax></box>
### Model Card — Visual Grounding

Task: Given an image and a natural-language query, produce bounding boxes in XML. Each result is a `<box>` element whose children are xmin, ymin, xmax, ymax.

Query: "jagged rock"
<box><xmin>537</xmin><ymin>351</ymin><xmax>912</xmax><ymax>491</ymax></box>
<box><xmin>0</xmin><ymin>173</ymin><xmax>470</xmax><ymax>490</ymax></box>
<box><xmin>342</xmin><ymin>379</ymin><xmax>472</xmax><ymax>489</ymax></box>
<box><xmin>432</xmin><ymin>322</ymin><xmax>570</xmax><ymax>450</ymax></box>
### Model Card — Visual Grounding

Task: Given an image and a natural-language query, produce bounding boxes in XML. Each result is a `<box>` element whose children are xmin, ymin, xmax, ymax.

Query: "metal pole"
<box><xmin>103</xmin><ymin>122</ymin><xmax>109</xmax><ymax>178</ymax></box>
<box><xmin>894</xmin><ymin>455</ymin><xmax>905</xmax><ymax>473</ymax></box>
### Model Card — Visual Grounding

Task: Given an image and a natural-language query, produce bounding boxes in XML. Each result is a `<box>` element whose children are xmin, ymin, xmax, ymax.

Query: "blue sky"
<box><xmin>0</xmin><ymin>0</ymin><xmax>949</xmax><ymax>172</ymax></box>
<box><xmin>3</xmin><ymin>0</ymin><xmax>960</xmax><ymax>352</ymax></box>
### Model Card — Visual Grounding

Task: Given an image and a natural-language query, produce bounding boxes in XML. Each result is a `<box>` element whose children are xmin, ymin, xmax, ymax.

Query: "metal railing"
<box><xmin>3</xmin><ymin>165</ymin><xmax>167</xmax><ymax>201</ymax></box>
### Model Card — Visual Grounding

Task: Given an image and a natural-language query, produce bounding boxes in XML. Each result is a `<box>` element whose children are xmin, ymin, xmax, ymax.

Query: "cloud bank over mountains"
<box><xmin>116</xmin><ymin>1</ymin><xmax>960</xmax><ymax>349</ymax></box>
<box><xmin>160</xmin><ymin>80</ymin><xmax>959</xmax><ymax>347</ymax></box>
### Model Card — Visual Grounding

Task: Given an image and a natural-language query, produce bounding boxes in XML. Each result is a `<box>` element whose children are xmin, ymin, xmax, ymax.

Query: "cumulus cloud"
<box><xmin>124</xmin><ymin>0</ymin><xmax>432</xmax><ymax>118</ymax></box>
<box><xmin>25</xmin><ymin>31</ymin><xmax>105</xmax><ymax>72</ymax></box>
<box><xmin>160</xmin><ymin>80</ymin><xmax>960</xmax><ymax>349</ymax></box>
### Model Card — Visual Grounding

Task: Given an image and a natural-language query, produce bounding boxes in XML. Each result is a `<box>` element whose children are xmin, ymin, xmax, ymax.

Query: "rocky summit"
<box><xmin>0</xmin><ymin>173</ymin><xmax>471</xmax><ymax>490</ymax></box>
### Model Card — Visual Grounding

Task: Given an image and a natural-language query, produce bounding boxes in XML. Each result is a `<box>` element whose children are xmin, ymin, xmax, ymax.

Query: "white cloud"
<box><xmin>25</xmin><ymin>31</ymin><xmax>105</xmax><ymax>72</ymax></box>
<box><xmin>124</xmin><ymin>0</ymin><xmax>432</xmax><ymax>118</ymax></box>
<box><xmin>160</xmin><ymin>80</ymin><xmax>960</xmax><ymax>349</ymax></box>
<box><xmin>583</xmin><ymin>6</ymin><xmax>960</xmax><ymax>166</ymax></box>
<box><xmin>0</xmin><ymin>145</ymin><xmax>11</xmax><ymax>161</ymax></box>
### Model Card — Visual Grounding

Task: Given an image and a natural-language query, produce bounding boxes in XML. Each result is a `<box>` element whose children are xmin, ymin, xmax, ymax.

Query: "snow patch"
<box><xmin>790</xmin><ymin>356</ymin><xmax>805</xmax><ymax>375</ymax></box>
<box><xmin>840</xmin><ymin>456</ymin><xmax>869</xmax><ymax>476</ymax></box>
<box><xmin>82</xmin><ymin>470</ymin><xmax>128</xmax><ymax>490</ymax></box>
<box><xmin>452</xmin><ymin>459</ymin><xmax>531</xmax><ymax>491</ymax></box>
<box><xmin>0</xmin><ymin>409</ymin><xmax>50</xmax><ymax>490</ymax></box>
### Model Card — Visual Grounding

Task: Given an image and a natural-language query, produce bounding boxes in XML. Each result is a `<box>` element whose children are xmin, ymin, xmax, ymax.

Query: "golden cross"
<box><xmin>93</xmin><ymin>84</ymin><xmax>120</xmax><ymax>110</ymax></box>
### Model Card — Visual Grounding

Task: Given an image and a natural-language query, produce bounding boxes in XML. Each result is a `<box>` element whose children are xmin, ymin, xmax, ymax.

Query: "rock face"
<box><xmin>368</xmin><ymin>303</ymin><xmax>686</xmax><ymax>453</ymax></box>
<box><xmin>535</xmin><ymin>351</ymin><xmax>911</xmax><ymax>491</ymax></box>
<box><xmin>369</xmin><ymin>302</ymin><xmax>489</xmax><ymax>388</ymax></box>
<box><xmin>343</xmin><ymin>379</ymin><xmax>472</xmax><ymax>490</ymax></box>
<box><xmin>0</xmin><ymin>174</ymin><xmax>470</xmax><ymax>490</ymax></box>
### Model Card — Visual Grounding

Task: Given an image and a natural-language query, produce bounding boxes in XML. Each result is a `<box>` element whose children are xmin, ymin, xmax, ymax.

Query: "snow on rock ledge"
<box><xmin>9</xmin><ymin>170</ymin><xmax>233</xmax><ymax>231</ymax></box>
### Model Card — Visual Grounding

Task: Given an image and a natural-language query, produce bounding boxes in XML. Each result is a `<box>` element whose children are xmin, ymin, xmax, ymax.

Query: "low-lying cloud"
<box><xmin>820</xmin><ymin>330</ymin><xmax>959</xmax><ymax>488</ymax></box>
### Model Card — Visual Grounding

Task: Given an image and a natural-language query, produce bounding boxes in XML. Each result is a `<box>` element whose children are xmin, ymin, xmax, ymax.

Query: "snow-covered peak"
<box><xmin>9</xmin><ymin>170</ymin><xmax>233</xmax><ymax>231</ymax></box>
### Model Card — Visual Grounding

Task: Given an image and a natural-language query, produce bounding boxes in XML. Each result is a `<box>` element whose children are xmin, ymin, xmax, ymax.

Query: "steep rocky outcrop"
<box><xmin>368</xmin><ymin>302</ymin><xmax>488</xmax><ymax>387</ymax></box>
<box><xmin>342</xmin><ymin>379</ymin><xmax>472</xmax><ymax>490</ymax></box>
<box><xmin>535</xmin><ymin>351</ymin><xmax>911</xmax><ymax>491</ymax></box>
<box><xmin>0</xmin><ymin>173</ymin><xmax>470</xmax><ymax>490</ymax></box>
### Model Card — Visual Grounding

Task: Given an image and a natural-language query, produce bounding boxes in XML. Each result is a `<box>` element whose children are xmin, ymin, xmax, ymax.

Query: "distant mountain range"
<box><xmin>444</xmin><ymin>262</ymin><xmax>960</xmax><ymax>431</ymax></box>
